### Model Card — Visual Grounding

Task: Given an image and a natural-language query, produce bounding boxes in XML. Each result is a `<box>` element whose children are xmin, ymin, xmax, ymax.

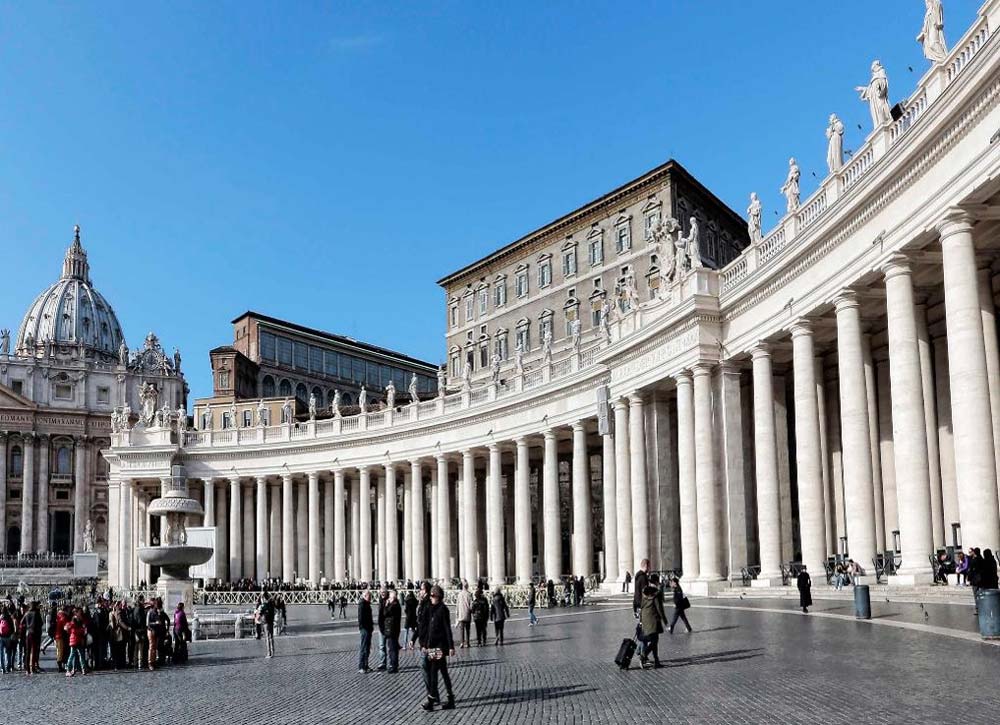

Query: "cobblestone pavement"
<box><xmin>15</xmin><ymin>598</ymin><xmax>1000</xmax><ymax>725</ymax></box>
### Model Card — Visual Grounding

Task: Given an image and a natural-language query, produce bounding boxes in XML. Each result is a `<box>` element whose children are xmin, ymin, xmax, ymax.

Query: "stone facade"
<box><xmin>107</xmin><ymin>2</ymin><xmax>1000</xmax><ymax>594</ymax></box>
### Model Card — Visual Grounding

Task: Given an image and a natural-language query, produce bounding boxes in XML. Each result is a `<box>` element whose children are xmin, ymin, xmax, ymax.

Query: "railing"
<box><xmin>947</xmin><ymin>19</ymin><xmax>990</xmax><ymax>82</ymax></box>
<box><xmin>470</xmin><ymin>387</ymin><xmax>489</xmax><ymax>404</ymax></box>
<box><xmin>341</xmin><ymin>417</ymin><xmax>360</xmax><ymax>432</ymax></box>
<box><xmin>890</xmin><ymin>87</ymin><xmax>928</xmax><ymax>143</ymax></box>
<box><xmin>443</xmin><ymin>394</ymin><xmax>463</xmax><ymax>412</ymax></box>
<box><xmin>551</xmin><ymin>358</ymin><xmax>573</xmax><ymax>378</ymax></box>
<box><xmin>798</xmin><ymin>187</ymin><xmax>828</xmax><ymax>229</ymax></box>
<box><xmin>0</xmin><ymin>553</ymin><xmax>74</xmax><ymax>569</ymax></box>
<box><xmin>418</xmin><ymin>400</ymin><xmax>437</xmax><ymax>416</ymax></box>
<box><xmin>366</xmin><ymin>411</ymin><xmax>385</xmax><ymax>428</ymax></box>
<box><xmin>757</xmin><ymin>225</ymin><xmax>787</xmax><ymax>265</ymax></box>
<box><xmin>720</xmin><ymin>256</ymin><xmax>749</xmax><ymax>292</ymax></box>
<box><xmin>523</xmin><ymin>370</ymin><xmax>544</xmax><ymax>390</ymax></box>
<box><xmin>840</xmin><ymin>143</ymin><xmax>875</xmax><ymax>192</ymax></box>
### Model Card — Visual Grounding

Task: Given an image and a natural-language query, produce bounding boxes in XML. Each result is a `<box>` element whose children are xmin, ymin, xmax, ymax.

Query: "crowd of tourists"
<box><xmin>0</xmin><ymin>592</ymin><xmax>191</xmax><ymax>677</ymax></box>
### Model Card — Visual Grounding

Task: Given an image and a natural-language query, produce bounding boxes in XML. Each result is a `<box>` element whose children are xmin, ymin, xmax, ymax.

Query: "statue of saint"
<box><xmin>176</xmin><ymin>406</ymin><xmax>186</xmax><ymax>432</ymax></box>
<box><xmin>685</xmin><ymin>217</ymin><xmax>703</xmax><ymax>269</ymax></box>
<box><xmin>917</xmin><ymin>0</ymin><xmax>947</xmax><ymax>64</ymax></box>
<box><xmin>358</xmin><ymin>386</ymin><xmax>368</xmax><ymax>413</ymax></box>
<box><xmin>173</xmin><ymin>348</ymin><xmax>182</xmax><ymax>373</ymax></box>
<box><xmin>436</xmin><ymin>369</ymin><xmax>446</xmax><ymax>397</ymax></box>
<box><xmin>570</xmin><ymin>318</ymin><xmax>582</xmax><ymax>350</ymax></box>
<box><xmin>83</xmin><ymin>519</ymin><xmax>95</xmax><ymax>553</ymax></box>
<box><xmin>856</xmin><ymin>60</ymin><xmax>892</xmax><ymax>130</ymax></box>
<box><xmin>139</xmin><ymin>382</ymin><xmax>158</xmax><ymax>427</ymax></box>
<box><xmin>490</xmin><ymin>353</ymin><xmax>502</xmax><ymax>383</ymax></box>
<box><xmin>621</xmin><ymin>273</ymin><xmax>640</xmax><ymax>311</ymax></box>
<box><xmin>0</xmin><ymin>329</ymin><xmax>9</xmax><ymax>356</ymax></box>
<box><xmin>281</xmin><ymin>398</ymin><xmax>292</xmax><ymax>424</ymax></box>
<box><xmin>462</xmin><ymin>364</ymin><xmax>473</xmax><ymax>392</ymax></box>
<box><xmin>308</xmin><ymin>393</ymin><xmax>317</xmax><ymax>420</ymax></box>
<box><xmin>747</xmin><ymin>193</ymin><xmax>763</xmax><ymax>243</ymax></box>
<box><xmin>826</xmin><ymin>114</ymin><xmax>845</xmax><ymax>173</ymax></box>
<box><xmin>332</xmin><ymin>389</ymin><xmax>342</xmax><ymax>418</ymax></box>
<box><xmin>514</xmin><ymin>341</ymin><xmax>525</xmax><ymax>375</ymax></box>
<box><xmin>780</xmin><ymin>158</ymin><xmax>801</xmax><ymax>213</ymax></box>
<box><xmin>599</xmin><ymin>299</ymin><xmax>613</xmax><ymax>344</ymax></box>
<box><xmin>257</xmin><ymin>399</ymin><xmax>267</xmax><ymax>426</ymax></box>
<box><xmin>203</xmin><ymin>404</ymin><xmax>213</xmax><ymax>430</ymax></box>
<box><xmin>408</xmin><ymin>373</ymin><xmax>419</xmax><ymax>405</ymax></box>
<box><xmin>542</xmin><ymin>329</ymin><xmax>553</xmax><ymax>363</ymax></box>
<box><xmin>385</xmin><ymin>380</ymin><xmax>396</xmax><ymax>409</ymax></box>
<box><xmin>118</xmin><ymin>340</ymin><xmax>129</xmax><ymax>367</ymax></box>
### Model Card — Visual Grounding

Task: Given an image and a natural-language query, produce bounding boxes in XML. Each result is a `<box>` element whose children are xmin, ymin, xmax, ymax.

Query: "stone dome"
<box><xmin>15</xmin><ymin>225</ymin><xmax>125</xmax><ymax>361</ymax></box>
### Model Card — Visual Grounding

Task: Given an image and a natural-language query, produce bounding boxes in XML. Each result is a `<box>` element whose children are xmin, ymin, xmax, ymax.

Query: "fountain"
<box><xmin>137</xmin><ymin>463</ymin><xmax>212</xmax><ymax>612</ymax></box>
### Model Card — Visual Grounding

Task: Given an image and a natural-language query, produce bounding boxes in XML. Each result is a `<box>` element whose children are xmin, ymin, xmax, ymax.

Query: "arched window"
<box><xmin>295</xmin><ymin>383</ymin><xmax>308</xmax><ymax>403</ymax></box>
<box><xmin>311</xmin><ymin>387</ymin><xmax>323</xmax><ymax>408</ymax></box>
<box><xmin>261</xmin><ymin>375</ymin><xmax>275</xmax><ymax>398</ymax></box>
<box><xmin>328</xmin><ymin>390</ymin><xmax>337</xmax><ymax>407</ymax></box>
<box><xmin>279</xmin><ymin>379</ymin><xmax>292</xmax><ymax>397</ymax></box>
<box><xmin>55</xmin><ymin>446</ymin><xmax>72</xmax><ymax>475</ymax></box>
<box><xmin>342</xmin><ymin>393</ymin><xmax>354</xmax><ymax>406</ymax></box>
<box><xmin>9</xmin><ymin>446</ymin><xmax>22</xmax><ymax>478</ymax></box>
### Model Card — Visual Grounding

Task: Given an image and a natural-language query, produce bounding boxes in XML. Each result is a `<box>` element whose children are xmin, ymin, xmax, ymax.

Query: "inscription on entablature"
<box><xmin>611</xmin><ymin>327</ymin><xmax>699</xmax><ymax>382</ymax></box>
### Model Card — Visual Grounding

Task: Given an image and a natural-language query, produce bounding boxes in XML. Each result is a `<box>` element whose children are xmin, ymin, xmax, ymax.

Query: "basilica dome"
<box><xmin>15</xmin><ymin>225</ymin><xmax>125</xmax><ymax>361</ymax></box>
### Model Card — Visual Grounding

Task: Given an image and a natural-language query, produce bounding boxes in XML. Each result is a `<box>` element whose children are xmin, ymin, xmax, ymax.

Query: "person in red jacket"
<box><xmin>64</xmin><ymin>611</ymin><xmax>88</xmax><ymax>677</ymax></box>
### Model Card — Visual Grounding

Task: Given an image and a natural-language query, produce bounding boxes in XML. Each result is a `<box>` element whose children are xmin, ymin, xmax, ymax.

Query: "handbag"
<box><xmin>86</xmin><ymin>633</ymin><xmax>94</xmax><ymax>647</ymax></box>
<box><xmin>679</xmin><ymin>596</ymin><xmax>691</xmax><ymax>611</ymax></box>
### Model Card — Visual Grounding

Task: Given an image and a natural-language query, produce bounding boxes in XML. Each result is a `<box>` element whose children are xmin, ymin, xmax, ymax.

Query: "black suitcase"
<box><xmin>615</xmin><ymin>636</ymin><xmax>637</xmax><ymax>670</ymax></box>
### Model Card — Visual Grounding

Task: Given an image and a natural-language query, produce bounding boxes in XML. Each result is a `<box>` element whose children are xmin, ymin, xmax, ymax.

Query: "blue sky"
<box><xmin>0</xmin><ymin>1</ymin><xmax>978</xmax><ymax>400</ymax></box>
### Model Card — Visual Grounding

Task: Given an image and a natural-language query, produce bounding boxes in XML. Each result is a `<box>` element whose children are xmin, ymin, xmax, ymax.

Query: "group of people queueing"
<box><xmin>631</xmin><ymin>559</ymin><xmax>694</xmax><ymax>669</ymax></box>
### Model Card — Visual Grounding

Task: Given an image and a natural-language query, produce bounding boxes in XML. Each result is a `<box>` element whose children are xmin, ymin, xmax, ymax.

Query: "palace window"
<box><xmin>260</xmin><ymin>331</ymin><xmax>277</xmax><ymax>361</ymax></box>
<box><xmin>539</xmin><ymin>311</ymin><xmax>553</xmax><ymax>344</ymax></box>
<box><xmin>201</xmin><ymin>411</ymin><xmax>211</xmax><ymax>429</ymax></box>
<box><xmin>450</xmin><ymin>350</ymin><xmax>461</xmax><ymax>377</ymax></box>
<box><xmin>280</xmin><ymin>405</ymin><xmax>291</xmax><ymax>424</ymax></box>
<box><xmin>615</xmin><ymin>216</ymin><xmax>632</xmax><ymax>253</ymax></box>
<box><xmin>277</xmin><ymin>337</ymin><xmax>293</xmax><ymax>366</ymax></box>
<box><xmin>312</xmin><ymin>387</ymin><xmax>323</xmax><ymax>408</ymax></box>
<box><xmin>493</xmin><ymin>276</ymin><xmax>507</xmax><ymax>307</ymax></box>
<box><xmin>295</xmin><ymin>383</ymin><xmax>308</xmax><ymax>403</ymax></box>
<box><xmin>515</xmin><ymin>266</ymin><xmax>529</xmax><ymax>298</ymax></box>
<box><xmin>588</xmin><ymin>229</ymin><xmax>604</xmax><ymax>266</ymax></box>
<box><xmin>243</xmin><ymin>410</ymin><xmax>253</xmax><ymax>428</ymax></box>
<box><xmin>324</xmin><ymin>351</ymin><xmax>339</xmax><ymax>377</ymax></box>
<box><xmin>294</xmin><ymin>343</ymin><xmax>308</xmax><ymax>370</ymax></box>
<box><xmin>55</xmin><ymin>446</ymin><xmax>72</xmax><ymax>475</ymax></box>
<box><xmin>495</xmin><ymin>331</ymin><xmax>508</xmax><ymax>360</ymax></box>
<box><xmin>277</xmin><ymin>378</ymin><xmax>289</xmax><ymax>397</ymax></box>
<box><xmin>11</xmin><ymin>381</ymin><xmax>23</xmax><ymax>396</ymax></box>
<box><xmin>515</xmin><ymin>320</ymin><xmax>530</xmax><ymax>352</ymax></box>
<box><xmin>464</xmin><ymin>293</ymin><xmax>474</xmax><ymax>322</ymax></box>
<box><xmin>54</xmin><ymin>384</ymin><xmax>72</xmax><ymax>400</ymax></box>
<box><xmin>478</xmin><ymin>286</ymin><xmax>489</xmax><ymax>315</ymax></box>
<box><xmin>310</xmin><ymin>346</ymin><xmax>323</xmax><ymax>374</ymax></box>
<box><xmin>562</xmin><ymin>245</ymin><xmax>577</xmax><ymax>277</ymax></box>
<box><xmin>564</xmin><ymin>299</ymin><xmax>579</xmax><ymax>336</ymax></box>
<box><xmin>96</xmin><ymin>387</ymin><xmax>110</xmax><ymax>405</ymax></box>
<box><xmin>479</xmin><ymin>342</ymin><xmax>489</xmax><ymax>369</ymax></box>
<box><xmin>450</xmin><ymin>303</ymin><xmax>458</xmax><ymax>328</ymax></box>
<box><xmin>538</xmin><ymin>257</ymin><xmax>552</xmax><ymax>288</ymax></box>
<box><xmin>222</xmin><ymin>412</ymin><xmax>232</xmax><ymax>430</ymax></box>
<box><xmin>218</xmin><ymin>371</ymin><xmax>230</xmax><ymax>389</ymax></box>
<box><xmin>644</xmin><ymin>208</ymin><xmax>661</xmax><ymax>241</ymax></box>
<box><xmin>9</xmin><ymin>446</ymin><xmax>22</xmax><ymax>477</ymax></box>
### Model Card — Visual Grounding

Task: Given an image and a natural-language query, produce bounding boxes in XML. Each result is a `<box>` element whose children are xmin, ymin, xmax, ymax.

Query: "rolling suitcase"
<box><xmin>615</xmin><ymin>635</ymin><xmax>638</xmax><ymax>670</ymax></box>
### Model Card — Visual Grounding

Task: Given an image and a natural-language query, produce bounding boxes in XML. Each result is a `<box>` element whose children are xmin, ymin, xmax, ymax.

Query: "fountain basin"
<box><xmin>138</xmin><ymin>546</ymin><xmax>213</xmax><ymax>568</ymax></box>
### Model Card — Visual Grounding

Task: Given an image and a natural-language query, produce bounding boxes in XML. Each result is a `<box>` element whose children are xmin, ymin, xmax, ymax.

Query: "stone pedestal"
<box><xmin>888</xmin><ymin>573</ymin><xmax>934</xmax><ymax>587</ymax></box>
<box><xmin>686</xmin><ymin>579</ymin><xmax>727</xmax><ymax>597</ymax></box>
<box><xmin>73</xmin><ymin>552</ymin><xmax>99</xmax><ymax>578</ymax></box>
<box><xmin>157</xmin><ymin>575</ymin><xmax>196</xmax><ymax>612</ymax></box>
<box><xmin>750</xmin><ymin>577</ymin><xmax>786</xmax><ymax>588</ymax></box>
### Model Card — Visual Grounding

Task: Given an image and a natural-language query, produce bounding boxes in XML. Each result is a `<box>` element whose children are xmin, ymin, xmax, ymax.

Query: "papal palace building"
<box><xmin>108</xmin><ymin>3</ymin><xmax>1000</xmax><ymax>593</ymax></box>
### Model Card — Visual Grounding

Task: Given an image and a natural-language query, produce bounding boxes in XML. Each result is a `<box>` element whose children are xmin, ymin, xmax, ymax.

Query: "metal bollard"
<box><xmin>977</xmin><ymin>589</ymin><xmax>1000</xmax><ymax>639</ymax></box>
<box><xmin>191</xmin><ymin>617</ymin><xmax>200</xmax><ymax>642</ymax></box>
<box><xmin>854</xmin><ymin>584</ymin><xmax>871</xmax><ymax>620</ymax></box>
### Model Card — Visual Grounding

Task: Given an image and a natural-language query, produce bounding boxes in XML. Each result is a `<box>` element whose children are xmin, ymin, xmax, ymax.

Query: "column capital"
<box><xmin>541</xmin><ymin>429</ymin><xmax>556</xmax><ymax>442</ymax></box>
<box><xmin>357</xmin><ymin>464</ymin><xmax>370</xmax><ymax>474</ymax></box>
<box><xmin>307</xmin><ymin>471</ymin><xmax>320</xmax><ymax>482</ymax></box>
<box><xmin>880</xmin><ymin>253</ymin><xmax>912</xmax><ymax>281</ymax></box>
<box><xmin>691</xmin><ymin>362</ymin><xmax>714</xmax><ymax>378</ymax></box>
<box><xmin>462</xmin><ymin>449</ymin><xmax>474</xmax><ymax>462</ymax></box>
<box><xmin>281</xmin><ymin>472</ymin><xmax>293</xmax><ymax>483</ymax></box>
<box><xmin>750</xmin><ymin>342</ymin><xmax>771</xmax><ymax>360</ymax></box>
<box><xmin>627</xmin><ymin>391</ymin><xmax>644</xmax><ymax>406</ymax></box>
<box><xmin>833</xmin><ymin>289</ymin><xmax>860</xmax><ymax>312</ymax></box>
<box><xmin>256</xmin><ymin>475</ymin><xmax>268</xmax><ymax>485</ymax></box>
<box><xmin>611</xmin><ymin>397</ymin><xmax>630</xmax><ymax>411</ymax></box>
<box><xmin>717</xmin><ymin>360</ymin><xmax>741</xmax><ymax>376</ymax></box>
<box><xmin>673</xmin><ymin>369</ymin><xmax>693</xmax><ymax>386</ymax></box>
<box><xmin>789</xmin><ymin>318</ymin><xmax>814</xmax><ymax>338</ymax></box>
<box><xmin>435</xmin><ymin>451</ymin><xmax>449</xmax><ymax>463</ymax></box>
<box><xmin>514</xmin><ymin>435</ymin><xmax>530</xmax><ymax>447</ymax></box>
<box><xmin>937</xmin><ymin>207</ymin><xmax>975</xmax><ymax>239</ymax></box>
<box><xmin>333</xmin><ymin>467</ymin><xmax>345</xmax><ymax>477</ymax></box>
<box><xmin>571</xmin><ymin>421</ymin><xmax>586</xmax><ymax>433</ymax></box>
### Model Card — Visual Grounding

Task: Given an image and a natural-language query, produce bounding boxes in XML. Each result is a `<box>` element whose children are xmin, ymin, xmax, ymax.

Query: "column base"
<box><xmin>749</xmin><ymin>577</ymin><xmax>786</xmax><ymax>588</ymax></box>
<box><xmin>888</xmin><ymin>571</ymin><xmax>934</xmax><ymax>586</ymax></box>
<box><xmin>854</xmin><ymin>575</ymin><xmax>880</xmax><ymax>586</ymax></box>
<box><xmin>686</xmin><ymin>579</ymin><xmax>727</xmax><ymax>597</ymax></box>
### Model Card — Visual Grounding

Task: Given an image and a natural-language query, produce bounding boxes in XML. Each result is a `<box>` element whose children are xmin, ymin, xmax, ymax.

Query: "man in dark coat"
<box><xmin>375</xmin><ymin>587</ymin><xmax>389</xmax><ymax>671</ymax></box>
<box><xmin>131</xmin><ymin>595</ymin><xmax>147</xmax><ymax>669</ymax></box>
<box><xmin>546</xmin><ymin>579</ymin><xmax>556</xmax><ymax>608</ymax></box>
<box><xmin>632</xmin><ymin>559</ymin><xmax>650</xmax><ymax>616</ymax></box>
<box><xmin>418</xmin><ymin>585</ymin><xmax>456</xmax><ymax>711</ymax></box>
<box><xmin>383</xmin><ymin>589</ymin><xmax>402</xmax><ymax>673</ymax></box>
<box><xmin>490</xmin><ymin>588</ymin><xmax>510</xmax><ymax>645</ymax></box>
<box><xmin>403</xmin><ymin>588</ymin><xmax>418</xmax><ymax>648</ymax></box>
<box><xmin>357</xmin><ymin>590</ymin><xmax>374</xmax><ymax>673</ymax></box>
<box><xmin>797</xmin><ymin>567</ymin><xmax>813</xmax><ymax>613</ymax></box>
<box><xmin>471</xmin><ymin>590</ymin><xmax>489</xmax><ymax>646</ymax></box>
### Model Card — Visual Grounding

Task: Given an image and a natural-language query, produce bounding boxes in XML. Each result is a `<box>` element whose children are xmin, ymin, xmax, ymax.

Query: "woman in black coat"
<box><xmin>419</xmin><ymin>585</ymin><xmax>456</xmax><ymax>712</ymax></box>
<box><xmin>490</xmin><ymin>588</ymin><xmax>510</xmax><ymax>645</ymax></box>
<box><xmin>403</xmin><ymin>589</ymin><xmax>418</xmax><ymax>650</ymax></box>
<box><xmin>797</xmin><ymin>567</ymin><xmax>813</xmax><ymax>613</ymax></box>
<box><xmin>981</xmin><ymin>549</ymin><xmax>999</xmax><ymax>590</ymax></box>
<box><xmin>471</xmin><ymin>591</ymin><xmax>489</xmax><ymax>646</ymax></box>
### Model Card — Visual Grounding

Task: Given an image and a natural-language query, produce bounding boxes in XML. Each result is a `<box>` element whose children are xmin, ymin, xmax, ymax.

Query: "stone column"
<box><xmin>572</xmin><ymin>421</ymin><xmax>593</xmax><ymax>577</ymax></box>
<box><xmin>281</xmin><ymin>473</ymin><xmax>294</xmax><ymax>582</ymax></box>
<box><xmin>119</xmin><ymin>479</ymin><xmax>133</xmax><ymax>588</ymax></box>
<box><xmin>402</xmin><ymin>468</ymin><xmax>412</xmax><ymax>579</ymax></box>
<box><xmin>429</xmin><ymin>465</ymin><xmax>438</xmax><ymax>578</ymax></box>
<box><xmin>514</xmin><ymin>437</ymin><xmax>532</xmax><ymax>584</ymax></box>
<box><xmin>38</xmin><ymin>436</ymin><xmax>50</xmax><ymax>552</ymax></box>
<box><xmin>21</xmin><ymin>433</ymin><xmax>34</xmax><ymax>554</ymax></box>
<box><xmin>791</xmin><ymin>321</ymin><xmax>828</xmax><ymax>576</ymax></box>
<box><xmin>692</xmin><ymin>364</ymin><xmax>721</xmax><ymax>580</ymax></box>
<box><xmin>385</xmin><ymin>463</ymin><xmax>398</xmax><ymax>582</ymax></box>
<box><xmin>601</xmin><ymin>432</ymin><xmax>619</xmax><ymax>583</ymax></box>
<box><xmin>0</xmin><ymin>433</ymin><xmax>7</xmax><ymax>556</ymax></box>
<box><xmin>612</xmin><ymin>400</ymin><xmax>633</xmax><ymax>577</ymax></box>
<box><xmin>269</xmin><ymin>483</ymin><xmax>281</xmax><ymax>577</ymax></box>
<box><xmin>916</xmin><ymin>303</ymin><xmax>945</xmax><ymax>549</ymax></box>
<box><xmin>628</xmin><ymin>393</ymin><xmax>649</xmax><ymax>570</ymax></box>
<box><xmin>487</xmin><ymin>443</ymin><xmax>504</xmax><ymax>586</ymax></box>
<box><xmin>410</xmin><ymin>461</ymin><xmax>425</xmax><ymax>581</ymax></box>
<box><xmin>204</xmin><ymin>478</ymin><xmax>216</xmax><ymax>527</ymax></box>
<box><xmin>107</xmin><ymin>478</ymin><xmax>120</xmax><ymax>585</ymax></box>
<box><xmin>862</xmin><ymin>335</ymin><xmax>886</xmax><ymax>553</ymax></box>
<box><xmin>256</xmin><ymin>476</ymin><xmax>268</xmax><ymax>581</ymax></box>
<box><xmin>542</xmin><ymin>430</ymin><xmax>561</xmax><ymax>582</ymax></box>
<box><xmin>73</xmin><ymin>436</ymin><xmax>88</xmax><ymax>551</ymax></box>
<box><xmin>324</xmin><ymin>476</ymin><xmax>334</xmax><ymax>581</ymax></box>
<box><xmin>883</xmin><ymin>256</ymin><xmax>934</xmax><ymax>581</ymax></box>
<box><xmin>934</xmin><ymin>335</ymin><xmax>960</xmax><ymax>541</ymax></box>
<box><xmin>242</xmin><ymin>483</ymin><xmax>254</xmax><ymax>579</ymax></box>
<box><xmin>675</xmin><ymin>371</ymin><xmax>699</xmax><ymax>580</ymax></box>
<box><xmin>834</xmin><ymin>291</ymin><xmax>879</xmax><ymax>567</ymax></box>
<box><xmin>350</xmin><ymin>474</ymin><xmax>361</xmax><ymax>580</ymax></box>
<box><xmin>296</xmin><ymin>482</ymin><xmax>308</xmax><ymax>577</ymax></box>
<box><xmin>939</xmin><ymin>213</ymin><xmax>1000</xmax><ymax>549</ymax></box>
<box><xmin>308</xmin><ymin>471</ymin><xmax>321</xmax><ymax>584</ymax></box>
<box><xmin>462</xmin><ymin>450</ymin><xmax>478</xmax><ymax>583</ymax></box>
<box><xmin>751</xmin><ymin>345</ymin><xmax>782</xmax><ymax>581</ymax></box>
<box><xmin>376</xmin><ymin>472</ymin><xmax>386</xmax><ymax>581</ymax></box>
<box><xmin>876</xmin><ymin>362</ymin><xmax>899</xmax><ymax>546</ymax></box>
<box><xmin>334</xmin><ymin>469</ymin><xmax>346</xmax><ymax>582</ymax></box>
<box><xmin>815</xmin><ymin>359</ymin><xmax>835</xmax><ymax>556</ymax></box>
<box><xmin>436</xmin><ymin>455</ymin><xmax>451</xmax><ymax>581</ymax></box>
<box><xmin>214</xmin><ymin>484</ymin><xmax>228</xmax><ymax>582</ymax></box>
<box><xmin>229</xmin><ymin>478</ymin><xmax>242</xmax><ymax>581</ymax></box>
<box><xmin>978</xmin><ymin>265</ymin><xmax>1000</xmax><ymax>507</ymax></box>
<box><xmin>359</xmin><ymin>466</ymin><xmax>372</xmax><ymax>581</ymax></box>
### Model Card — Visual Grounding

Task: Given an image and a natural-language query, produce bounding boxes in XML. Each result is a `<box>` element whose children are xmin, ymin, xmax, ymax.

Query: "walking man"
<box><xmin>456</xmin><ymin>581</ymin><xmax>472</xmax><ymax>647</ymax></box>
<box><xmin>260</xmin><ymin>593</ymin><xmax>276</xmax><ymax>658</ymax></box>
<box><xmin>632</xmin><ymin>560</ymin><xmax>650</xmax><ymax>617</ymax></box>
<box><xmin>383</xmin><ymin>589</ymin><xmax>401</xmax><ymax>673</ymax></box>
<box><xmin>419</xmin><ymin>585</ymin><xmax>456</xmax><ymax>711</ymax></box>
<box><xmin>357</xmin><ymin>590</ymin><xmax>374</xmax><ymax>673</ymax></box>
<box><xmin>527</xmin><ymin>581</ymin><xmax>538</xmax><ymax>626</ymax></box>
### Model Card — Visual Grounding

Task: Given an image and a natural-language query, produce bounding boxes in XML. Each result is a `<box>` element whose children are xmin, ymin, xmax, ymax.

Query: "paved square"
<box><xmin>16</xmin><ymin>597</ymin><xmax>1000</xmax><ymax>724</ymax></box>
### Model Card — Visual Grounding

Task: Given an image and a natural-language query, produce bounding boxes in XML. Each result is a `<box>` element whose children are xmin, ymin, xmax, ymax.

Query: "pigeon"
<box><xmin>739</xmin><ymin>593</ymin><xmax>745</xmax><ymax>600</ymax></box>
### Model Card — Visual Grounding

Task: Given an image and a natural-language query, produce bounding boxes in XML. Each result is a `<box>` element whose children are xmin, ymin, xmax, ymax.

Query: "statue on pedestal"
<box><xmin>359</xmin><ymin>386</ymin><xmax>368</xmax><ymax>413</ymax></box>
<box><xmin>176</xmin><ymin>406</ymin><xmax>186</xmax><ymax>434</ymax></box>
<box><xmin>599</xmin><ymin>299</ymin><xmax>613</xmax><ymax>344</ymax></box>
<box><xmin>203</xmin><ymin>404</ymin><xmax>213</xmax><ymax>430</ymax></box>
<box><xmin>651</xmin><ymin>216</ymin><xmax>679</xmax><ymax>284</ymax></box>
<box><xmin>570</xmin><ymin>319</ymin><xmax>581</xmax><ymax>351</ymax></box>
<box><xmin>83</xmin><ymin>519</ymin><xmax>95</xmax><ymax>553</ymax></box>
<box><xmin>257</xmin><ymin>399</ymin><xmax>267</xmax><ymax>426</ymax></box>
<box><xmin>0</xmin><ymin>329</ymin><xmax>9</xmax><ymax>356</ymax></box>
<box><xmin>436</xmin><ymin>369</ymin><xmax>446</xmax><ymax>397</ymax></box>
<box><xmin>408</xmin><ymin>373</ymin><xmax>419</xmax><ymax>405</ymax></box>
<box><xmin>173</xmin><ymin>348</ymin><xmax>182</xmax><ymax>374</ymax></box>
<box><xmin>780</xmin><ymin>158</ymin><xmax>801</xmax><ymax>212</ymax></box>
<box><xmin>385</xmin><ymin>380</ymin><xmax>396</xmax><ymax>409</ymax></box>
<box><xmin>826</xmin><ymin>114</ymin><xmax>845</xmax><ymax>173</ymax></box>
<box><xmin>856</xmin><ymin>60</ymin><xmax>892</xmax><ymax>130</ymax></box>
<box><xmin>747</xmin><ymin>193</ymin><xmax>763</xmax><ymax>243</ymax></box>
<box><xmin>542</xmin><ymin>329</ymin><xmax>553</xmax><ymax>364</ymax></box>
<box><xmin>332</xmin><ymin>390</ymin><xmax>342</xmax><ymax>418</ymax></box>
<box><xmin>514</xmin><ymin>341</ymin><xmax>525</xmax><ymax>375</ymax></box>
<box><xmin>685</xmin><ymin>217</ymin><xmax>703</xmax><ymax>269</ymax></box>
<box><xmin>918</xmin><ymin>0</ymin><xmax>947</xmax><ymax>64</ymax></box>
<box><xmin>308</xmin><ymin>393</ymin><xmax>317</xmax><ymax>420</ymax></box>
<box><xmin>490</xmin><ymin>353</ymin><xmax>502</xmax><ymax>383</ymax></box>
<box><xmin>118</xmin><ymin>340</ymin><xmax>129</xmax><ymax>367</ymax></box>
<box><xmin>281</xmin><ymin>398</ymin><xmax>292</xmax><ymax>424</ymax></box>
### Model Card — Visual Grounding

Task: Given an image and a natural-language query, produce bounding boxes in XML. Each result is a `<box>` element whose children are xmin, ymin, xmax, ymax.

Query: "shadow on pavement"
<box><xmin>457</xmin><ymin>683</ymin><xmax>597</xmax><ymax>707</ymax></box>
<box><xmin>662</xmin><ymin>648</ymin><xmax>764</xmax><ymax>668</ymax></box>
